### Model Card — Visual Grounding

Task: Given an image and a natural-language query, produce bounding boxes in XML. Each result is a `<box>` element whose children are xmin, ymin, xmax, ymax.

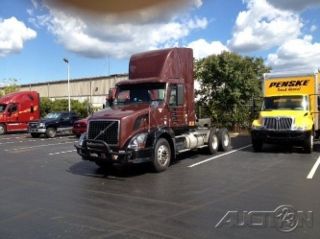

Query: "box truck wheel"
<box><xmin>46</xmin><ymin>127</ymin><xmax>57</xmax><ymax>138</ymax></box>
<box><xmin>0</xmin><ymin>124</ymin><xmax>6</xmax><ymax>135</ymax></box>
<box><xmin>217</xmin><ymin>128</ymin><xmax>231</xmax><ymax>151</ymax></box>
<box><xmin>208</xmin><ymin>128</ymin><xmax>219</xmax><ymax>154</ymax></box>
<box><xmin>303</xmin><ymin>131</ymin><xmax>314</xmax><ymax>154</ymax></box>
<box><xmin>153</xmin><ymin>138</ymin><xmax>171</xmax><ymax>172</ymax></box>
<box><xmin>252</xmin><ymin>138</ymin><xmax>263</xmax><ymax>152</ymax></box>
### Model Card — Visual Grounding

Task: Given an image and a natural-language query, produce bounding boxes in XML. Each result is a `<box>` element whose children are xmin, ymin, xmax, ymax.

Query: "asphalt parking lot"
<box><xmin>0</xmin><ymin>133</ymin><xmax>319</xmax><ymax>239</ymax></box>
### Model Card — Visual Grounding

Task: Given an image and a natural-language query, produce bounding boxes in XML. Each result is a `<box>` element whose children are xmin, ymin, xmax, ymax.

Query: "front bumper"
<box><xmin>74</xmin><ymin>139</ymin><xmax>153</xmax><ymax>164</ymax></box>
<box><xmin>251</xmin><ymin>129</ymin><xmax>310</xmax><ymax>144</ymax></box>
<box><xmin>29</xmin><ymin>128</ymin><xmax>46</xmax><ymax>133</ymax></box>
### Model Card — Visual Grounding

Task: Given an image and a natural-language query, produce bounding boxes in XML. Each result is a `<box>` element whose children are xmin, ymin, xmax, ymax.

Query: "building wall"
<box><xmin>19</xmin><ymin>74</ymin><xmax>128</xmax><ymax>107</ymax></box>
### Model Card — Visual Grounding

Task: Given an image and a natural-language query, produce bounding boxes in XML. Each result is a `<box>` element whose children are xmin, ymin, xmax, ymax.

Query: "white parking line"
<box><xmin>188</xmin><ymin>144</ymin><xmax>252</xmax><ymax>168</ymax></box>
<box><xmin>0</xmin><ymin>136</ymin><xmax>27</xmax><ymax>140</ymax></box>
<box><xmin>5</xmin><ymin>141</ymin><xmax>77</xmax><ymax>152</ymax></box>
<box><xmin>49</xmin><ymin>150</ymin><xmax>77</xmax><ymax>156</ymax></box>
<box><xmin>307</xmin><ymin>156</ymin><xmax>320</xmax><ymax>179</ymax></box>
<box><xmin>0</xmin><ymin>136</ymin><xmax>75</xmax><ymax>145</ymax></box>
<box><xmin>0</xmin><ymin>139</ymin><xmax>37</xmax><ymax>145</ymax></box>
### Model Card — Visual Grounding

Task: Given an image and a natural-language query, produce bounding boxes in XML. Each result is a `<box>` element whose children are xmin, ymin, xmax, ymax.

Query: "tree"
<box><xmin>0</xmin><ymin>78</ymin><xmax>20</xmax><ymax>96</ymax></box>
<box><xmin>195</xmin><ymin>52</ymin><xmax>270</xmax><ymax>130</ymax></box>
<box><xmin>40</xmin><ymin>98</ymin><xmax>92</xmax><ymax>118</ymax></box>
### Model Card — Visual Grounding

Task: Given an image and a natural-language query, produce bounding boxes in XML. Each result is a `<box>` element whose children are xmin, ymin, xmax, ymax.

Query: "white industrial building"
<box><xmin>19</xmin><ymin>74</ymin><xmax>128</xmax><ymax>108</ymax></box>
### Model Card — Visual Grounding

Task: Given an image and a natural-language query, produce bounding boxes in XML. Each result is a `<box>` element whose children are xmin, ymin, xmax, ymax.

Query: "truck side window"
<box><xmin>9</xmin><ymin>104</ymin><xmax>18</xmax><ymax>113</ymax></box>
<box><xmin>169</xmin><ymin>85</ymin><xmax>177</xmax><ymax>106</ymax></box>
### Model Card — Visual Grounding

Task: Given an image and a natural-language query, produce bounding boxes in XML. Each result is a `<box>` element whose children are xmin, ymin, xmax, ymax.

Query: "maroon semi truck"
<box><xmin>75</xmin><ymin>48</ymin><xmax>231</xmax><ymax>172</ymax></box>
<box><xmin>0</xmin><ymin>91</ymin><xmax>40</xmax><ymax>135</ymax></box>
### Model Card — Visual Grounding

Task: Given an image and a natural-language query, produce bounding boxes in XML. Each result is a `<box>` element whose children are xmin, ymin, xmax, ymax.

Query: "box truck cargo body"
<box><xmin>251</xmin><ymin>71</ymin><xmax>320</xmax><ymax>152</ymax></box>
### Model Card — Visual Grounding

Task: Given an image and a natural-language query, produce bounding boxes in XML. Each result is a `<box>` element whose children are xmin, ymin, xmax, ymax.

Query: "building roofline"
<box><xmin>20</xmin><ymin>74</ymin><xmax>128</xmax><ymax>87</ymax></box>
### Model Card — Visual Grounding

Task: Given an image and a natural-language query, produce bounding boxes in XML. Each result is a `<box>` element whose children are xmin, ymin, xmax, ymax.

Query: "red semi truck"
<box><xmin>0</xmin><ymin>91</ymin><xmax>40</xmax><ymax>135</ymax></box>
<box><xmin>75</xmin><ymin>48</ymin><xmax>231</xmax><ymax>172</ymax></box>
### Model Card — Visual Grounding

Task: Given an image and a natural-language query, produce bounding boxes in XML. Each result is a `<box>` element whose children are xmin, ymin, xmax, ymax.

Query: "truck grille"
<box><xmin>263</xmin><ymin>117</ymin><xmax>293</xmax><ymax>130</ymax></box>
<box><xmin>88</xmin><ymin>120</ymin><xmax>119</xmax><ymax>145</ymax></box>
<box><xmin>29</xmin><ymin>122</ymin><xmax>39</xmax><ymax>129</ymax></box>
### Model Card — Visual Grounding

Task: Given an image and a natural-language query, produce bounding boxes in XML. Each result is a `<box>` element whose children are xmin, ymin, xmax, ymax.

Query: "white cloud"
<box><xmin>31</xmin><ymin>0</ymin><xmax>206</xmax><ymax>58</ymax></box>
<box><xmin>228</xmin><ymin>0</ymin><xmax>302</xmax><ymax>52</ymax></box>
<box><xmin>310</xmin><ymin>25</ymin><xmax>317</xmax><ymax>32</ymax></box>
<box><xmin>0</xmin><ymin>17</ymin><xmax>37</xmax><ymax>57</ymax></box>
<box><xmin>267</xmin><ymin>0</ymin><xmax>320</xmax><ymax>11</ymax></box>
<box><xmin>267</xmin><ymin>36</ymin><xmax>320</xmax><ymax>71</ymax></box>
<box><xmin>187</xmin><ymin>39</ymin><xmax>228</xmax><ymax>59</ymax></box>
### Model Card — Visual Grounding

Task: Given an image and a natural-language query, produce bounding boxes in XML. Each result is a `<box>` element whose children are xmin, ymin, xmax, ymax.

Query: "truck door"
<box><xmin>59</xmin><ymin>113</ymin><xmax>73</xmax><ymax>132</ymax></box>
<box><xmin>6</xmin><ymin>103</ymin><xmax>21</xmax><ymax>131</ymax></box>
<box><xmin>168</xmin><ymin>84</ymin><xmax>186</xmax><ymax>128</ymax></box>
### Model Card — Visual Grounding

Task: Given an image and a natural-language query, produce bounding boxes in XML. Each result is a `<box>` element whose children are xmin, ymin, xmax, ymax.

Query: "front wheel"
<box><xmin>152</xmin><ymin>138</ymin><xmax>171</xmax><ymax>172</ymax></box>
<box><xmin>46</xmin><ymin>127</ymin><xmax>57</xmax><ymax>138</ymax></box>
<box><xmin>303</xmin><ymin>131</ymin><xmax>314</xmax><ymax>154</ymax></box>
<box><xmin>0</xmin><ymin>124</ymin><xmax>6</xmax><ymax>135</ymax></box>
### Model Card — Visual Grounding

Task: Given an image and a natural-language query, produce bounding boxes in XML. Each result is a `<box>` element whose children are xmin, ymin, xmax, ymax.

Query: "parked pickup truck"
<box><xmin>29</xmin><ymin>112</ymin><xmax>79</xmax><ymax>138</ymax></box>
<box><xmin>72</xmin><ymin>117</ymin><xmax>88</xmax><ymax>137</ymax></box>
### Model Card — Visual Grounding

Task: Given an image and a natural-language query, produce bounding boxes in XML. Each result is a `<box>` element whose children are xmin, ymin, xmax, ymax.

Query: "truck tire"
<box><xmin>217</xmin><ymin>128</ymin><xmax>231</xmax><ymax>151</ymax></box>
<box><xmin>0</xmin><ymin>124</ymin><xmax>6</xmax><ymax>135</ymax></box>
<box><xmin>152</xmin><ymin>138</ymin><xmax>171</xmax><ymax>172</ymax></box>
<box><xmin>46</xmin><ymin>127</ymin><xmax>57</xmax><ymax>138</ymax></box>
<box><xmin>208</xmin><ymin>128</ymin><xmax>219</xmax><ymax>154</ymax></box>
<box><xmin>252</xmin><ymin>138</ymin><xmax>263</xmax><ymax>152</ymax></box>
<box><xmin>31</xmin><ymin>133</ymin><xmax>40</xmax><ymax>138</ymax></box>
<box><xmin>303</xmin><ymin>131</ymin><xmax>314</xmax><ymax>154</ymax></box>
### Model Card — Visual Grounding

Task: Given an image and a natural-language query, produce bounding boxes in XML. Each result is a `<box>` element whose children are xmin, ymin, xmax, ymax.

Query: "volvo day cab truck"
<box><xmin>251</xmin><ymin>71</ymin><xmax>320</xmax><ymax>153</ymax></box>
<box><xmin>0</xmin><ymin>91</ymin><xmax>40</xmax><ymax>135</ymax></box>
<box><xmin>75</xmin><ymin>48</ymin><xmax>231</xmax><ymax>172</ymax></box>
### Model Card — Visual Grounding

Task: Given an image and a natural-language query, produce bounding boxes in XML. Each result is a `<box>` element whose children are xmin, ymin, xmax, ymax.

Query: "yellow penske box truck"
<box><xmin>251</xmin><ymin>70</ymin><xmax>320</xmax><ymax>153</ymax></box>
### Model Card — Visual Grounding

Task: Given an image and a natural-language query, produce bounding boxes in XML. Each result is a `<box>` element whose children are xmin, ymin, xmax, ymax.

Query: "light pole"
<box><xmin>63</xmin><ymin>58</ymin><xmax>71</xmax><ymax>112</ymax></box>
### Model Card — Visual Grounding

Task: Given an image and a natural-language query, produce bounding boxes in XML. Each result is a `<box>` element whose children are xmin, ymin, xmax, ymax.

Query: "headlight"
<box><xmin>252</xmin><ymin>124</ymin><xmax>263</xmax><ymax>130</ymax></box>
<box><xmin>39</xmin><ymin>123</ymin><xmax>45</xmax><ymax>128</ymax></box>
<box><xmin>79</xmin><ymin>133</ymin><xmax>87</xmax><ymax>146</ymax></box>
<box><xmin>292</xmin><ymin>124</ymin><xmax>308</xmax><ymax>131</ymax></box>
<box><xmin>128</xmin><ymin>133</ymin><xmax>148</xmax><ymax>150</ymax></box>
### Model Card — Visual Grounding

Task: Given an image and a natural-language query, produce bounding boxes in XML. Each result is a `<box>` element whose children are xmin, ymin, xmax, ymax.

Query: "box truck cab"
<box><xmin>0</xmin><ymin>91</ymin><xmax>40</xmax><ymax>135</ymax></box>
<box><xmin>251</xmin><ymin>71</ymin><xmax>320</xmax><ymax>153</ymax></box>
<box><xmin>75</xmin><ymin>48</ymin><xmax>231</xmax><ymax>172</ymax></box>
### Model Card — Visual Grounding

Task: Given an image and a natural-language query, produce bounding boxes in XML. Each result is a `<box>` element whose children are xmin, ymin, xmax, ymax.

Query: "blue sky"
<box><xmin>0</xmin><ymin>0</ymin><xmax>320</xmax><ymax>85</ymax></box>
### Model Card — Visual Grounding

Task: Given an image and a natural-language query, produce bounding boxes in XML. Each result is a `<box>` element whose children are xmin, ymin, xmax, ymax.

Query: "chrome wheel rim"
<box><xmin>48</xmin><ymin>129</ymin><xmax>55</xmax><ymax>137</ymax></box>
<box><xmin>157</xmin><ymin>145</ymin><xmax>170</xmax><ymax>166</ymax></box>
<box><xmin>211</xmin><ymin>135</ymin><xmax>218</xmax><ymax>150</ymax></box>
<box><xmin>223</xmin><ymin>134</ymin><xmax>229</xmax><ymax>147</ymax></box>
<box><xmin>0</xmin><ymin>126</ymin><xmax>4</xmax><ymax>135</ymax></box>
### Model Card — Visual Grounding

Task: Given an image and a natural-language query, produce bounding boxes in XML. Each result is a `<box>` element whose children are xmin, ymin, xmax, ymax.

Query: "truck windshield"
<box><xmin>0</xmin><ymin>104</ymin><xmax>6</xmax><ymax>113</ymax></box>
<box><xmin>44</xmin><ymin>113</ymin><xmax>61</xmax><ymax>119</ymax></box>
<box><xmin>262</xmin><ymin>96</ymin><xmax>308</xmax><ymax>111</ymax></box>
<box><xmin>115</xmin><ymin>83</ymin><xmax>166</xmax><ymax>105</ymax></box>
